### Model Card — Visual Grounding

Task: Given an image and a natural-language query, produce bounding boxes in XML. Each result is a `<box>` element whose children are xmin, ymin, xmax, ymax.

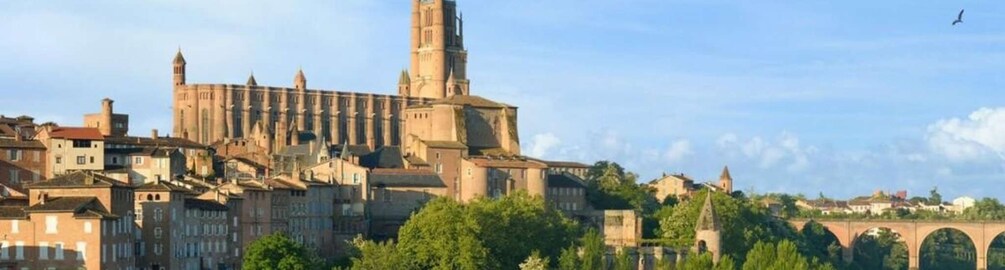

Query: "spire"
<box><xmin>398</xmin><ymin>69</ymin><xmax>411</xmax><ymax>85</ymax></box>
<box><xmin>696</xmin><ymin>193</ymin><xmax>721</xmax><ymax>231</ymax></box>
<box><xmin>173</xmin><ymin>48</ymin><xmax>186</xmax><ymax>64</ymax></box>
<box><xmin>719</xmin><ymin>166</ymin><xmax>732</xmax><ymax>181</ymax></box>
<box><xmin>447</xmin><ymin>68</ymin><xmax>457</xmax><ymax>84</ymax></box>
<box><xmin>339</xmin><ymin>139</ymin><xmax>351</xmax><ymax>160</ymax></box>
<box><xmin>294</xmin><ymin>68</ymin><xmax>307</xmax><ymax>89</ymax></box>
<box><xmin>247</xmin><ymin>72</ymin><xmax>258</xmax><ymax>86</ymax></box>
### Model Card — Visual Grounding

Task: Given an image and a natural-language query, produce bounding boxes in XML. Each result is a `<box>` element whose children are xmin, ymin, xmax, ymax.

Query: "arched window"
<box><xmin>147</xmin><ymin>194</ymin><xmax>153</xmax><ymax>201</ymax></box>
<box><xmin>155</xmin><ymin>194</ymin><xmax>161</xmax><ymax>201</ymax></box>
<box><xmin>154</xmin><ymin>208</ymin><xmax>163</xmax><ymax>222</ymax></box>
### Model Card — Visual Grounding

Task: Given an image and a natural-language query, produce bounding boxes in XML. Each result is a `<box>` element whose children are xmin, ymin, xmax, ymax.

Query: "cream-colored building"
<box><xmin>37</xmin><ymin>127</ymin><xmax>106</xmax><ymax>177</ymax></box>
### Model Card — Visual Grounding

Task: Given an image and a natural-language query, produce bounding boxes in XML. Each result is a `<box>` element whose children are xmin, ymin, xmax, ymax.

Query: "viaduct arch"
<box><xmin>789</xmin><ymin>219</ymin><xmax>1005</xmax><ymax>270</ymax></box>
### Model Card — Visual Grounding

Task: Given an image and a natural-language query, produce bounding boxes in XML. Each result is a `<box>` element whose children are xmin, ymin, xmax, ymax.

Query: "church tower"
<box><xmin>695</xmin><ymin>193</ymin><xmax>722</xmax><ymax>264</ymax></box>
<box><xmin>719</xmin><ymin>166</ymin><xmax>733</xmax><ymax>194</ymax></box>
<box><xmin>173</xmin><ymin>49</ymin><xmax>186</xmax><ymax>86</ymax></box>
<box><xmin>409</xmin><ymin>0</ymin><xmax>469</xmax><ymax>99</ymax></box>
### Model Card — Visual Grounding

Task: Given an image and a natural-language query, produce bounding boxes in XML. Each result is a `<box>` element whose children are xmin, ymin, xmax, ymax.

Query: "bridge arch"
<box><xmin>918</xmin><ymin>227</ymin><xmax>978</xmax><ymax>269</ymax></box>
<box><xmin>788</xmin><ymin>219</ymin><xmax>1005</xmax><ymax>270</ymax></box>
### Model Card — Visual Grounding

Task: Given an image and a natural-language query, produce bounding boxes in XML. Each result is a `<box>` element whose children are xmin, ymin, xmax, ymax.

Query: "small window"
<box><xmin>76</xmin><ymin>156</ymin><xmax>86</xmax><ymax>165</ymax></box>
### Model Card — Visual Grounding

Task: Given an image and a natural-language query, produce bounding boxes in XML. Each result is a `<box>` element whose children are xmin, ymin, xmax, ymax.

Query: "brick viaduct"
<box><xmin>789</xmin><ymin>219</ymin><xmax>1005</xmax><ymax>270</ymax></box>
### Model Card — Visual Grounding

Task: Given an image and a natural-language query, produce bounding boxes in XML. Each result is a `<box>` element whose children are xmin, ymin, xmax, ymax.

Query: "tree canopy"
<box><xmin>353</xmin><ymin>192</ymin><xmax>580</xmax><ymax>270</ymax></box>
<box><xmin>243</xmin><ymin>233</ymin><xmax>319</xmax><ymax>270</ymax></box>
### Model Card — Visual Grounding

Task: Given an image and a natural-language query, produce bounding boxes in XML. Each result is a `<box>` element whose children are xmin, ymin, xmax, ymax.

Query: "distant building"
<box><xmin>0</xmin><ymin>115</ymin><xmax>46</xmax><ymax>192</ymax></box>
<box><xmin>952</xmin><ymin>196</ymin><xmax>976</xmax><ymax>213</ymax></box>
<box><xmin>37</xmin><ymin>127</ymin><xmax>105</xmax><ymax>177</ymax></box>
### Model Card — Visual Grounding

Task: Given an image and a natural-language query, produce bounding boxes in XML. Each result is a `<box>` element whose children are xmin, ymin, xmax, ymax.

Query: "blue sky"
<box><xmin>2</xmin><ymin>1</ymin><xmax>1004</xmax><ymax>199</ymax></box>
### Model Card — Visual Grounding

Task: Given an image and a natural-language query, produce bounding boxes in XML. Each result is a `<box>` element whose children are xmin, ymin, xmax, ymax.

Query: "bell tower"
<box><xmin>409</xmin><ymin>0</ymin><xmax>469</xmax><ymax>99</ymax></box>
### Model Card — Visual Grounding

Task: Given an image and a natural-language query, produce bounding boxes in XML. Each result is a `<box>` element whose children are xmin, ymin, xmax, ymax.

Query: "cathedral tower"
<box><xmin>695</xmin><ymin>193</ymin><xmax>722</xmax><ymax>264</ymax></box>
<box><xmin>409</xmin><ymin>0</ymin><xmax>469</xmax><ymax>99</ymax></box>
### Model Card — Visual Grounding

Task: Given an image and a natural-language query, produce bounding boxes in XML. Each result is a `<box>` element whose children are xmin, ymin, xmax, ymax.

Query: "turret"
<box><xmin>100</xmin><ymin>98</ymin><xmax>114</xmax><ymax>136</ymax></box>
<box><xmin>247</xmin><ymin>72</ymin><xmax>258</xmax><ymax>86</ymax></box>
<box><xmin>294</xmin><ymin>68</ymin><xmax>307</xmax><ymax>90</ymax></box>
<box><xmin>695</xmin><ymin>193</ymin><xmax>722</xmax><ymax>264</ymax></box>
<box><xmin>398</xmin><ymin>69</ymin><xmax>411</xmax><ymax>96</ymax></box>
<box><xmin>173</xmin><ymin>49</ymin><xmax>186</xmax><ymax>86</ymax></box>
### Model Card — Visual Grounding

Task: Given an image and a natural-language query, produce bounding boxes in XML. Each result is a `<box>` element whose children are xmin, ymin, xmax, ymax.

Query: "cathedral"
<box><xmin>172</xmin><ymin>0</ymin><xmax>576</xmax><ymax>201</ymax></box>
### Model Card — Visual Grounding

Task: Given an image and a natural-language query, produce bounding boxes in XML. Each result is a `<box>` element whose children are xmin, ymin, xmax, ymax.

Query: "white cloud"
<box><xmin>664</xmin><ymin>139</ymin><xmax>692</xmax><ymax>163</ymax></box>
<box><xmin>526</xmin><ymin>133</ymin><xmax>561</xmax><ymax>158</ymax></box>
<box><xmin>927</xmin><ymin>107</ymin><xmax>1005</xmax><ymax>161</ymax></box>
<box><xmin>716</xmin><ymin>132</ymin><xmax>815</xmax><ymax>173</ymax></box>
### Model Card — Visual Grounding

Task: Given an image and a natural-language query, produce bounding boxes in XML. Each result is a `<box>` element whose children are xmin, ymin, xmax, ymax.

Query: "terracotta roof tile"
<box><xmin>50</xmin><ymin>127</ymin><xmax>104</xmax><ymax>140</ymax></box>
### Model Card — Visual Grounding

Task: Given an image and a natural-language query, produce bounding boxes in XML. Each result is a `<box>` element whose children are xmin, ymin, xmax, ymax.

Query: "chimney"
<box><xmin>151</xmin><ymin>129</ymin><xmax>159</xmax><ymax>139</ymax></box>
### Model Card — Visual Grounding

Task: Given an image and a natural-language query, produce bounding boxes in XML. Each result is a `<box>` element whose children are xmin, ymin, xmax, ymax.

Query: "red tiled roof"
<box><xmin>371</xmin><ymin>168</ymin><xmax>438</xmax><ymax>176</ymax></box>
<box><xmin>50</xmin><ymin>127</ymin><xmax>104</xmax><ymax>140</ymax></box>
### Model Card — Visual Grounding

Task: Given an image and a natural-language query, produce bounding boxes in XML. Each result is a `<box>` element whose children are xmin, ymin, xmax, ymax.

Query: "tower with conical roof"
<box><xmin>173</xmin><ymin>49</ymin><xmax>186</xmax><ymax>86</ymax></box>
<box><xmin>398</xmin><ymin>69</ymin><xmax>411</xmax><ymax>96</ymax></box>
<box><xmin>695</xmin><ymin>193</ymin><xmax>722</xmax><ymax>264</ymax></box>
<box><xmin>247</xmin><ymin>72</ymin><xmax>258</xmax><ymax>86</ymax></box>
<box><xmin>719</xmin><ymin>166</ymin><xmax>733</xmax><ymax>194</ymax></box>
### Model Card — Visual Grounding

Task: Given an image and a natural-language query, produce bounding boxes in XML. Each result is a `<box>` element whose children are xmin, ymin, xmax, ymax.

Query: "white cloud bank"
<box><xmin>927</xmin><ymin>107</ymin><xmax>1005</xmax><ymax>161</ymax></box>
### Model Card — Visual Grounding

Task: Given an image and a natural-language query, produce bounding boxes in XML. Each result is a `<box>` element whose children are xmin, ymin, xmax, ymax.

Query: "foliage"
<box><xmin>585</xmin><ymin>161</ymin><xmax>659</xmax><ymax>213</ymax></box>
<box><xmin>961</xmin><ymin>197</ymin><xmax>1005</xmax><ymax>220</ymax></box>
<box><xmin>919</xmin><ymin>228</ymin><xmax>976</xmax><ymax>270</ymax></box>
<box><xmin>929</xmin><ymin>187</ymin><xmax>943</xmax><ymax>205</ymax></box>
<box><xmin>799</xmin><ymin>221</ymin><xmax>842</xmax><ymax>266</ymax></box>
<box><xmin>742</xmin><ymin>240</ymin><xmax>834</xmax><ymax>270</ymax></box>
<box><xmin>849</xmin><ymin>228</ymin><xmax>906</xmax><ymax>270</ymax></box>
<box><xmin>557</xmin><ymin>246</ymin><xmax>579</xmax><ymax>270</ymax></box>
<box><xmin>717</xmin><ymin>255</ymin><xmax>737</xmax><ymax>270</ymax></box>
<box><xmin>613</xmin><ymin>249</ymin><xmax>634</xmax><ymax>270</ymax></box>
<box><xmin>243</xmin><ymin>233</ymin><xmax>318</xmax><ymax>270</ymax></box>
<box><xmin>518</xmin><ymin>251</ymin><xmax>550</xmax><ymax>270</ymax></box>
<box><xmin>660</xmin><ymin>190</ymin><xmax>798</xmax><ymax>263</ymax></box>
<box><xmin>580</xmin><ymin>228</ymin><xmax>607</xmax><ymax>270</ymax></box>
<box><xmin>395</xmin><ymin>192</ymin><xmax>579</xmax><ymax>270</ymax></box>
<box><xmin>676</xmin><ymin>252</ymin><xmax>714</xmax><ymax>270</ymax></box>
<box><xmin>348</xmin><ymin>237</ymin><xmax>411</xmax><ymax>270</ymax></box>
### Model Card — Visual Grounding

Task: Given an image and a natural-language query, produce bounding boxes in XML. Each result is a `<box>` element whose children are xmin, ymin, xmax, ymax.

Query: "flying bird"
<box><xmin>952</xmin><ymin>9</ymin><xmax>964</xmax><ymax>25</ymax></box>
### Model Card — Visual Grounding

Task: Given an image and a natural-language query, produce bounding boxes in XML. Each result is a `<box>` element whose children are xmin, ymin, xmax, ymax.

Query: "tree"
<box><xmin>395</xmin><ymin>193</ymin><xmax>579</xmax><ymax>270</ymax></box>
<box><xmin>580</xmin><ymin>229</ymin><xmax>606</xmax><ymax>270</ymax></box>
<box><xmin>613</xmin><ymin>248</ymin><xmax>634</xmax><ymax>270</ymax></box>
<box><xmin>741</xmin><ymin>240</ymin><xmax>835</xmax><ymax>270</ymax></box>
<box><xmin>661</xmin><ymin>190</ymin><xmax>797</xmax><ymax>263</ymax></box>
<box><xmin>243</xmin><ymin>233</ymin><xmax>317</xmax><ymax>270</ymax></box>
<box><xmin>929</xmin><ymin>187</ymin><xmax>943</xmax><ymax>205</ymax></box>
<box><xmin>961</xmin><ymin>197</ymin><xmax>1005</xmax><ymax>220</ymax></box>
<box><xmin>397</xmin><ymin>198</ymin><xmax>487</xmax><ymax>270</ymax></box>
<box><xmin>677</xmin><ymin>252</ymin><xmax>713</xmax><ymax>270</ymax></box>
<box><xmin>851</xmin><ymin>228</ymin><xmax>907</xmax><ymax>270</ymax></box>
<box><xmin>558</xmin><ymin>246</ymin><xmax>579</xmax><ymax>270</ymax></box>
<box><xmin>518</xmin><ymin>251</ymin><xmax>549</xmax><ymax>270</ymax></box>
<box><xmin>716</xmin><ymin>255</ymin><xmax>737</xmax><ymax>270</ymax></box>
<box><xmin>349</xmin><ymin>238</ymin><xmax>412</xmax><ymax>270</ymax></box>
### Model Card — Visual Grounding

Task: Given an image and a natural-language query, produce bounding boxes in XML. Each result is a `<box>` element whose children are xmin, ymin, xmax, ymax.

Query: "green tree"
<box><xmin>741</xmin><ymin>240</ymin><xmax>835</xmax><ymax>270</ymax></box>
<box><xmin>929</xmin><ymin>187</ymin><xmax>943</xmax><ymax>205</ymax></box>
<box><xmin>716</xmin><ymin>255</ymin><xmax>737</xmax><ymax>270</ymax></box>
<box><xmin>660</xmin><ymin>190</ymin><xmax>796</xmax><ymax>263</ymax></box>
<box><xmin>580</xmin><ymin>229</ymin><xmax>606</xmax><ymax>270</ymax></box>
<box><xmin>850</xmin><ymin>228</ymin><xmax>907</xmax><ymax>270</ymax></box>
<box><xmin>613</xmin><ymin>248</ymin><xmax>634</xmax><ymax>270</ymax></box>
<box><xmin>243</xmin><ymin>233</ymin><xmax>317</xmax><ymax>270</ymax></box>
<box><xmin>348</xmin><ymin>238</ymin><xmax>412</xmax><ymax>270</ymax></box>
<box><xmin>677</xmin><ymin>252</ymin><xmax>713</xmax><ymax>270</ymax></box>
<box><xmin>395</xmin><ymin>193</ymin><xmax>579</xmax><ymax>270</ymax></box>
<box><xmin>558</xmin><ymin>246</ymin><xmax>579</xmax><ymax>270</ymax></box>
<box><xmin>961</xmin><ymin>198</ymin><xmax>1005</xmax><ymax>220</ymax></box>
<box><xmin>919</xmin><ymin>228</ymin><xmax>976</xmax><ymax>270</ymax></box>
<box><xmin>396</xmin><ymin>198</ymin><xmax>487</xmax><ymax>270</ymax></box>
<box><xmin>518</xmin><ymin>251</ymin><xmax>549</xmax><ymax>270</ymax></box>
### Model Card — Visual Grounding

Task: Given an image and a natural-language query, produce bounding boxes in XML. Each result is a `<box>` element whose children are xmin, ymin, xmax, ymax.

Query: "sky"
<box><xmin>1</xmin><ymin>0</ymin><xmax>1004</xmax><ymax>200</ymax></box>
